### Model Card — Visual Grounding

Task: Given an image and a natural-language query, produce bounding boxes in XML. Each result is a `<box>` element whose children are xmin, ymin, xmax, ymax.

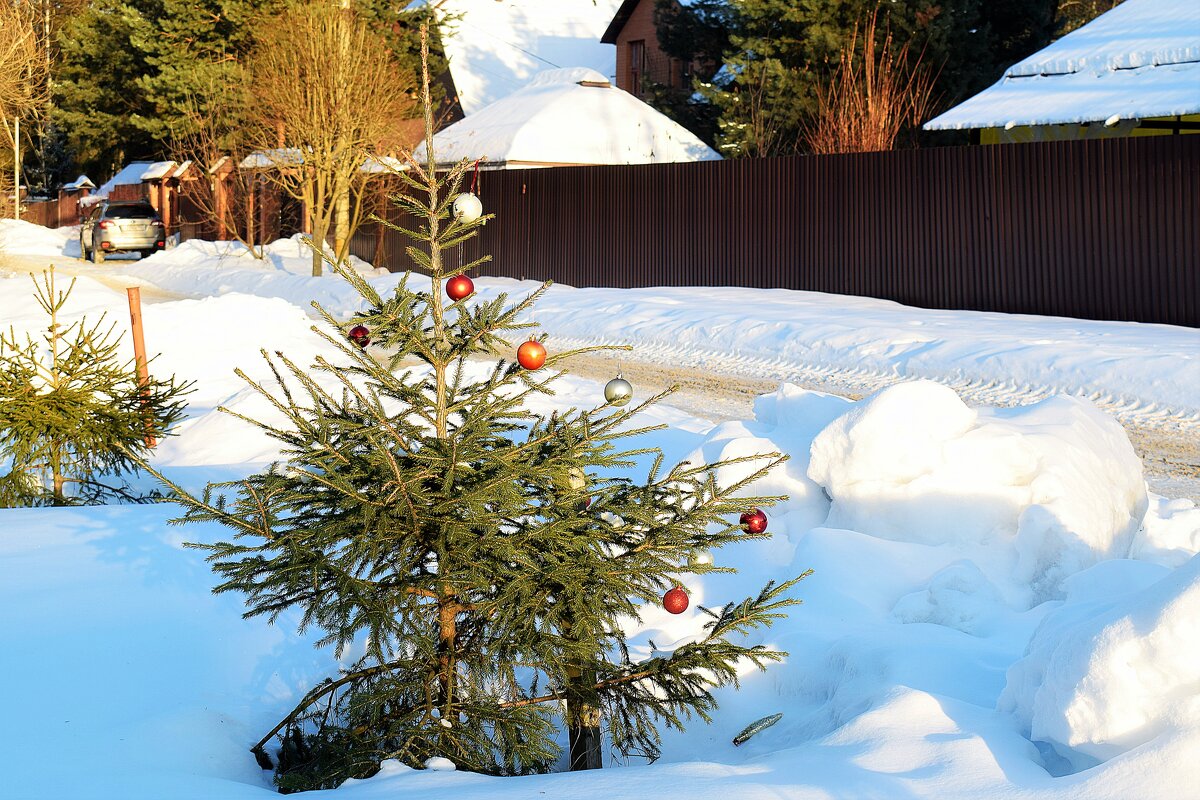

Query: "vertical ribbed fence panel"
<box><xmin>351</xmin><ymin>136</ymin><xmax>1199</xmax><ymax>327</ymax></box>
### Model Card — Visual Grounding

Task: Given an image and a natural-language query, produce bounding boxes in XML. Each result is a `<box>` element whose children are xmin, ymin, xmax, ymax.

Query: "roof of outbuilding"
<box><xmin>413</xmin><ymin>67</ymin><xmax>720</xmax><ymax>167</ymax></box>
<box><xmin>924</xmin><ymin>0</ymin><xmax>1200</xmax><ymax>130</ymax></box>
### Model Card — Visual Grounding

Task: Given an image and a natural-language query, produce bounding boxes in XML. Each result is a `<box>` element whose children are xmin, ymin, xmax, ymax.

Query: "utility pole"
<box><xmin>13</xmin><ymin>117</ymin><xmax>20</xmax><ymax>219</ymax></box>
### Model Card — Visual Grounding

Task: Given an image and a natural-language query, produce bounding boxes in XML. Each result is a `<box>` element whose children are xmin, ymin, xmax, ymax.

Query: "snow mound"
<box><xmin>147</xmin><ymin>293</ymin><xmax>345</xmax><ymax>409</ymax></box>
<box><xmin>0</xmin><ymin>217</ymin><xmax>73</xmax><ymax>256</ymax></box>
<box><xmin>890</xmin><ymin>560</ymin><xmax>1006</xmax><ymax>635</ymax></box>
<box><xmin>1131</xmin><ymin>495</ymin><xmax>1200</xmax><ymax>567</ymax></box>
<box><xmin>808</xmin><ymin>380</ymin><xmax>1148</xmax><ymax>601</ymax></box>
<box><xmin>1000</xmin><ymin>555</ymin><xmax>1200</xmax><ymax>772</ymax></box>
<box><xmin>113</xmin><ymin>235</ymin><xmax>400</xmax><ymax>319</ymax></box>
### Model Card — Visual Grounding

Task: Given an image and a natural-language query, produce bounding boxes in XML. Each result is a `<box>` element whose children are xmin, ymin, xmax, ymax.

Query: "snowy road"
<box><xmin>554</xmin><ymin>345</ymin><xmax>1200</xmax><ymax>503</ymax></box>
<box><xmin>0</xmin><ymin>251</ymin><xmax>187</xmax><ymax>302</ymax></box>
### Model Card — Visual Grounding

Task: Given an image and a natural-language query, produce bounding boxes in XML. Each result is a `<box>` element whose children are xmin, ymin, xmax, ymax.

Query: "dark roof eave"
<box><xmin>601</xmin><ymin>0</ymin><xmax>641</xmax><ymax>44</ymax></box>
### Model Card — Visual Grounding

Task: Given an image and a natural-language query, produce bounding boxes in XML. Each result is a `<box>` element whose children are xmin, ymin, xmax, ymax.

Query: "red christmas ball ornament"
<box><xmin>446</xmin><ymin>274</ymin><xmax>474</xmax><ymax>301</ymax></box>
<box><xmin>663</xmin><ymin>586</ymin><xmax>689</xmax><ymax>615</ymax></box>
<box><xmin>348</xmin><ymin>324</ymin><xmax>370</xmax><ymax>348</ymax></box>
<box><xmin>740</xmin><ymin>508</ymin><xmax>768</xmax><ymax>534</ymax></box>
<box><xmin>517</xmin><ymin>339</ymin><xmax>547</xmax><ymax>370</ymax></box>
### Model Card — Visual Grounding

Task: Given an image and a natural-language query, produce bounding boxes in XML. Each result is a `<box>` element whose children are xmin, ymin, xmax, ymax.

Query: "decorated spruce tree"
<box><xmin>156</xmin><ymin>29</ymin><xmax>806</xmax><ymax>792</ymax></box>
<box><xmin>0</xmin><ymin>269</ymin><xmax>191</xmax><ymax>507</ymax></box>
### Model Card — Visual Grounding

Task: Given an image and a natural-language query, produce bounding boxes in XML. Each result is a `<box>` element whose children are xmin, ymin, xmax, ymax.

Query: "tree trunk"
<box><xmin>310</xmin><ymin>217</ymin><xmax>327</xmax><ymax>277</ymax></box>
<box><xmin>566</xmin><ymin>666</ymin><xmax>602</xmax><ymax>770</ymax></box>
<box><xmin>436</xmin><ymin>592</ymin><xmax>458</xmax><ymax>738</ymax></box>
<box><xmin>333</xmin><ymin>180</ymin><xmax>349</xmax><ymax>265</ymax></box>
<box><xmin>50</xmin><ymin>443</ymin><xmax>65</xmax><ymax>505</ymax></box>
<box><xmin>311</xmin><ymin>238</ymin><xmax>323</xmax><ymax>277</ymax></box>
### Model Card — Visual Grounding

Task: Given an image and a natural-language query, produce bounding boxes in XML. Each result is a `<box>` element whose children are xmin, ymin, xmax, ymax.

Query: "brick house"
<box><xmin>601</xmin><ymin>0</ymin><xmax>692</xmax><ymax>98</ymax></box>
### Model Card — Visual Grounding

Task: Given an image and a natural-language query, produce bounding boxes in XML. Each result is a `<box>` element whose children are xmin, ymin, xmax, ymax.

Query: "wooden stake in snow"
<box><xmin>126</xmin><ymin>286</ymin><xmax>156</xmax><ymax>447</ymax></box>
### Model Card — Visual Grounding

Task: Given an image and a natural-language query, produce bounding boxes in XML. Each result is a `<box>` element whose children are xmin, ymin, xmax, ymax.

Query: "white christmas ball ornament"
<box><xmin>452</xmin><ymin>192</ymin><xmax>483</xmax><ymax>223</ymax></box>
<box><xmin>604</xmin><ymin>375</ymin><xmax>633</xmax><ymax>407</ymax></box>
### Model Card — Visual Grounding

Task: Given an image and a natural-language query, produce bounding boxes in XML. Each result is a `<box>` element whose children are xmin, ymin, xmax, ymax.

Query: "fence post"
<box><xmin>125</xmin><ymin>287</ymin><xmax>156</xmax><ymax>448</ymax></box>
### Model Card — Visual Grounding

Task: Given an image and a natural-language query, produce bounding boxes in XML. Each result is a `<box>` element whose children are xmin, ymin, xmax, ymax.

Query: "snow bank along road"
<box><xmin>0</xmin><ymin>251</ymin><xmax>187</xmax><ymax>302</ymax></box>
<box><xmin>552</xmin><ymin>343</ymin><xmax>1200</xmax><ymax>504</ymax></box>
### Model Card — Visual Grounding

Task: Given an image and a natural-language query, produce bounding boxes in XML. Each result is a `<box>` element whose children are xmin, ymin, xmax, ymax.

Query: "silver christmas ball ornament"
<box><xmin>452</xmin><ymin>192</ymin><xmax>483</xmax><ymax>223</ymax></box>
<box><xmin>567</xmin><ymin>467</ymin><xmax>587</xmax><ymax>491</ymax></box>
<box><xmin>604</xmin><ymin>375</ymin><xmax>633</xmax><ymax>407</ymax></box>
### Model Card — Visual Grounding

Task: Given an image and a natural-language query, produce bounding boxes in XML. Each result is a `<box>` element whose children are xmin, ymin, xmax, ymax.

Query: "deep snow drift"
<box><xmin>1</xmin><ymin>222</ymin><xmax>1198</xmax><ymax>799</ymax></box>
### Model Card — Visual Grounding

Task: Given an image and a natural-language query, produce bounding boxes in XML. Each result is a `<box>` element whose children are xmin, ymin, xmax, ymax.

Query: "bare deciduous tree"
<box><xmin>246</xmin><ymin>1</ymin><xmax>415</xmax><ymax>276</ymax></box>
<box><xmin>170</xmin><ymin>78</ymin><xmax>266</xmax><ymax>257</ymax></box>
<box><xmin>0</xmin><ymin>0</ymin><xmax>49</xmax><ymax>218</ymax></box>
<box><xmin>805</xmin><ymin>12</ymin><xmax>937</xmax><ymax>155</ymax></box>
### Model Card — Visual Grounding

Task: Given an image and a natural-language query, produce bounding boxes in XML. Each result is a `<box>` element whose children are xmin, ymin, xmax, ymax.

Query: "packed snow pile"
<box><xmin>117</xmin><ymin>235</ymin><xmax>401</xmax><ymax>318</ymax></box>
<box><xmin>1000</xmin><ymin>556</ymin><xmax>1200</xmax><ymax>772</ymax></box>
<box><xmin>141</xmin><ymin>292</ymin><xmax>346</xmax><ymax>409</ymax></box>
<box><xmin>808</xmin><ymin>381</ymin><xmax>1149</xmax><ymax>602</ymax></box>
<box><xmin>1132</xmin><ymin>495</ymin><xmax>1200</xmax><ymax>567</ymax></box>
<box><xmin>0</xmin><ymin>217</ymin><xmax>75</xmax><ymax>256</ymax></box>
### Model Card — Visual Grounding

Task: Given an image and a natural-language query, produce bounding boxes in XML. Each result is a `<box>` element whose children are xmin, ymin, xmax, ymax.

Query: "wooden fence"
<box><xmin>20</xmin><ymin>191</ymin><xmax>87</xmax><ymax>228</ymax></box>
<box><xmin>351</xmin><ymin>136</ymin><xmax>1199</xmax><ymax>327</ymax></box>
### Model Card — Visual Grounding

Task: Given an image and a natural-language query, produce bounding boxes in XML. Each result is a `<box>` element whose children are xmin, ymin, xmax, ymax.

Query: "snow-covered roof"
<box><xmin>436</xmin><ymin>0</ymin><xmax>622</xmax><ymax>116</ymax></box>
<box><xmin>414</xmin><ymin>68</ymin><xmax>720</xmax><ymax>167</ymax></box>
<box><xmin>239</xmin><ymin>149</ymin><xmax>305</xmax><ymax>170</ymax></box>
<box><xmin>96</xmin><ymin>161</ymin><xmax>156</xmax><ymax>195</ymax></box>
<box><xmin>925</xmin><ymin>0</ymin><xmax>1200</xmax><ymax>130</ymax></box>
<box><xmin>139</xmin><ymin>161</ymin><xmax>178</xmax><ymax>181</ymax></box>
<box><xmin>360</xmin><ymin>154</ymin><xmax>411</xmax><ymax>174</ymax></box>
<box><xmin>62</xmin><ymin>175</ymin><xmax>95</xmax><ymax>191</ymax></box>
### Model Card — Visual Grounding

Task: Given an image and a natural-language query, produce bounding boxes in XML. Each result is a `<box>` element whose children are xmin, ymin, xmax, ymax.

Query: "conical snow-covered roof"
<box><xmin>415</xmin><ymin>68</ymin><xmax>720</xmax><ymax>168</ymax></box>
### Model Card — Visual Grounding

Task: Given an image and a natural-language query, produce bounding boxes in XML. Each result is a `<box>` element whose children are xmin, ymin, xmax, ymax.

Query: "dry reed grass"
<box><xmin>806</xmin><ymin>11</ymin><xmax>938</xmax><ymax>154</ymax></box>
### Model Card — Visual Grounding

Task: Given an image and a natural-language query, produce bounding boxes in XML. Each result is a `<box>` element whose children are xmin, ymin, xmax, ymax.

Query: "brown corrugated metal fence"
<box><xmin>351</xmin><ymin>136</ymin><xmax>1199</xmax><ymax>327</ymax></box>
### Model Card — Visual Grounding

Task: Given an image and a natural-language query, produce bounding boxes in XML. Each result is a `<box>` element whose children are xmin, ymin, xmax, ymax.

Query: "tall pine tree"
<box><xmin>53</xmin><ymin>0</ymin><xmax>160</xmax><ymax>177</ymax></box>
<box><xmin>151</xmin><ymin>26</ymin><xmax>805</xmax><ymax>791</ymax></box>
<box><xmin>129</xmin><ymin>0</ymin><xmax>278</xmax><ymax>144</ymax></box>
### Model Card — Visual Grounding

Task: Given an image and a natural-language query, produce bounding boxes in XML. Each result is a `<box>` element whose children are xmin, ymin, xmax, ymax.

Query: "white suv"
<box><xmin>80</xmin><ymin>201</ymin><xmax>165</xmax><ymax>263</ymax></box>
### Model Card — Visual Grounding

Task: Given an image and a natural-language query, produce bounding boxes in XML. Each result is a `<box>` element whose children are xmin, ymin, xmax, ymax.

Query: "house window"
<box><xmin>670</xmin><ymin>57</ymin><xmax>689</xmax><ymax>90</ymax></box>
<box><xmin>629</xmin><ymin>40</ymin><xmax>645</xmax><ymax>97</ymax></box>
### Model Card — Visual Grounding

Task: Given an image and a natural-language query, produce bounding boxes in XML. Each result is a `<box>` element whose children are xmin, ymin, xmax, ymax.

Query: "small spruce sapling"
<box><xmin>0</xmin><ymin>268</ymin><xmax>191</xmax><ymax>506</ymax></box>
<box><xmin>151</xmin><ymin>25</ymin><xmax>809</xmax><ymax>791</ymax></box>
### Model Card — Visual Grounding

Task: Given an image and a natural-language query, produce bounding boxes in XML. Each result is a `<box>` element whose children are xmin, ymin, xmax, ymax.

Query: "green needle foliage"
<box><xmin>0</xmin><ymin>269</ymin><xmax>192</xmax><ymax>506</ymax></box>
<box><xmin>152</xmin><ymin>27</ymin><xmax>809</xmax><ymax>792</ymax></box>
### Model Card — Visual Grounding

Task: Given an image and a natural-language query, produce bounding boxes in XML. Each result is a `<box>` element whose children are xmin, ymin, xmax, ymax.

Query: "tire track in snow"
<box><xmin>550</xmin><ymin>334</ymin><xmax>1200</xmax><ymax>434</ymax></box>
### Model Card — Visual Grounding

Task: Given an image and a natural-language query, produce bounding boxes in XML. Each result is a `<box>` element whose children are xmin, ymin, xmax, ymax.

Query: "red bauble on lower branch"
<box><xmin>445</xmin><ymin>274</ymin><xmax>474</xmax><ymax>301</ymax></box>
<box><xmin>348</xmin><ymin>325</ymin><xmax>370</xmax><ymax>348</ymax></box>
<box><xmin>740</xmin><ymin>508</ymin><xmax>768</xmax><ymax>534</ymax></box>
<box><xmin>663</xmin><ymin>586</ymin><xmax>689</xmax><ymax>614</ymax></box>
<box><xmin>517</xmin><ymin>339</ymin><xmax>547</xmax><ymax>370</ymax></box>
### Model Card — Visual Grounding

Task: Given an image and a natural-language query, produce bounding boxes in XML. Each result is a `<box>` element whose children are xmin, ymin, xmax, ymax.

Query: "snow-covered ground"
<box><xmin>1</xmin><ymin>218</ymin><xmax>1198</xmax><ymax>799</ymax></box>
